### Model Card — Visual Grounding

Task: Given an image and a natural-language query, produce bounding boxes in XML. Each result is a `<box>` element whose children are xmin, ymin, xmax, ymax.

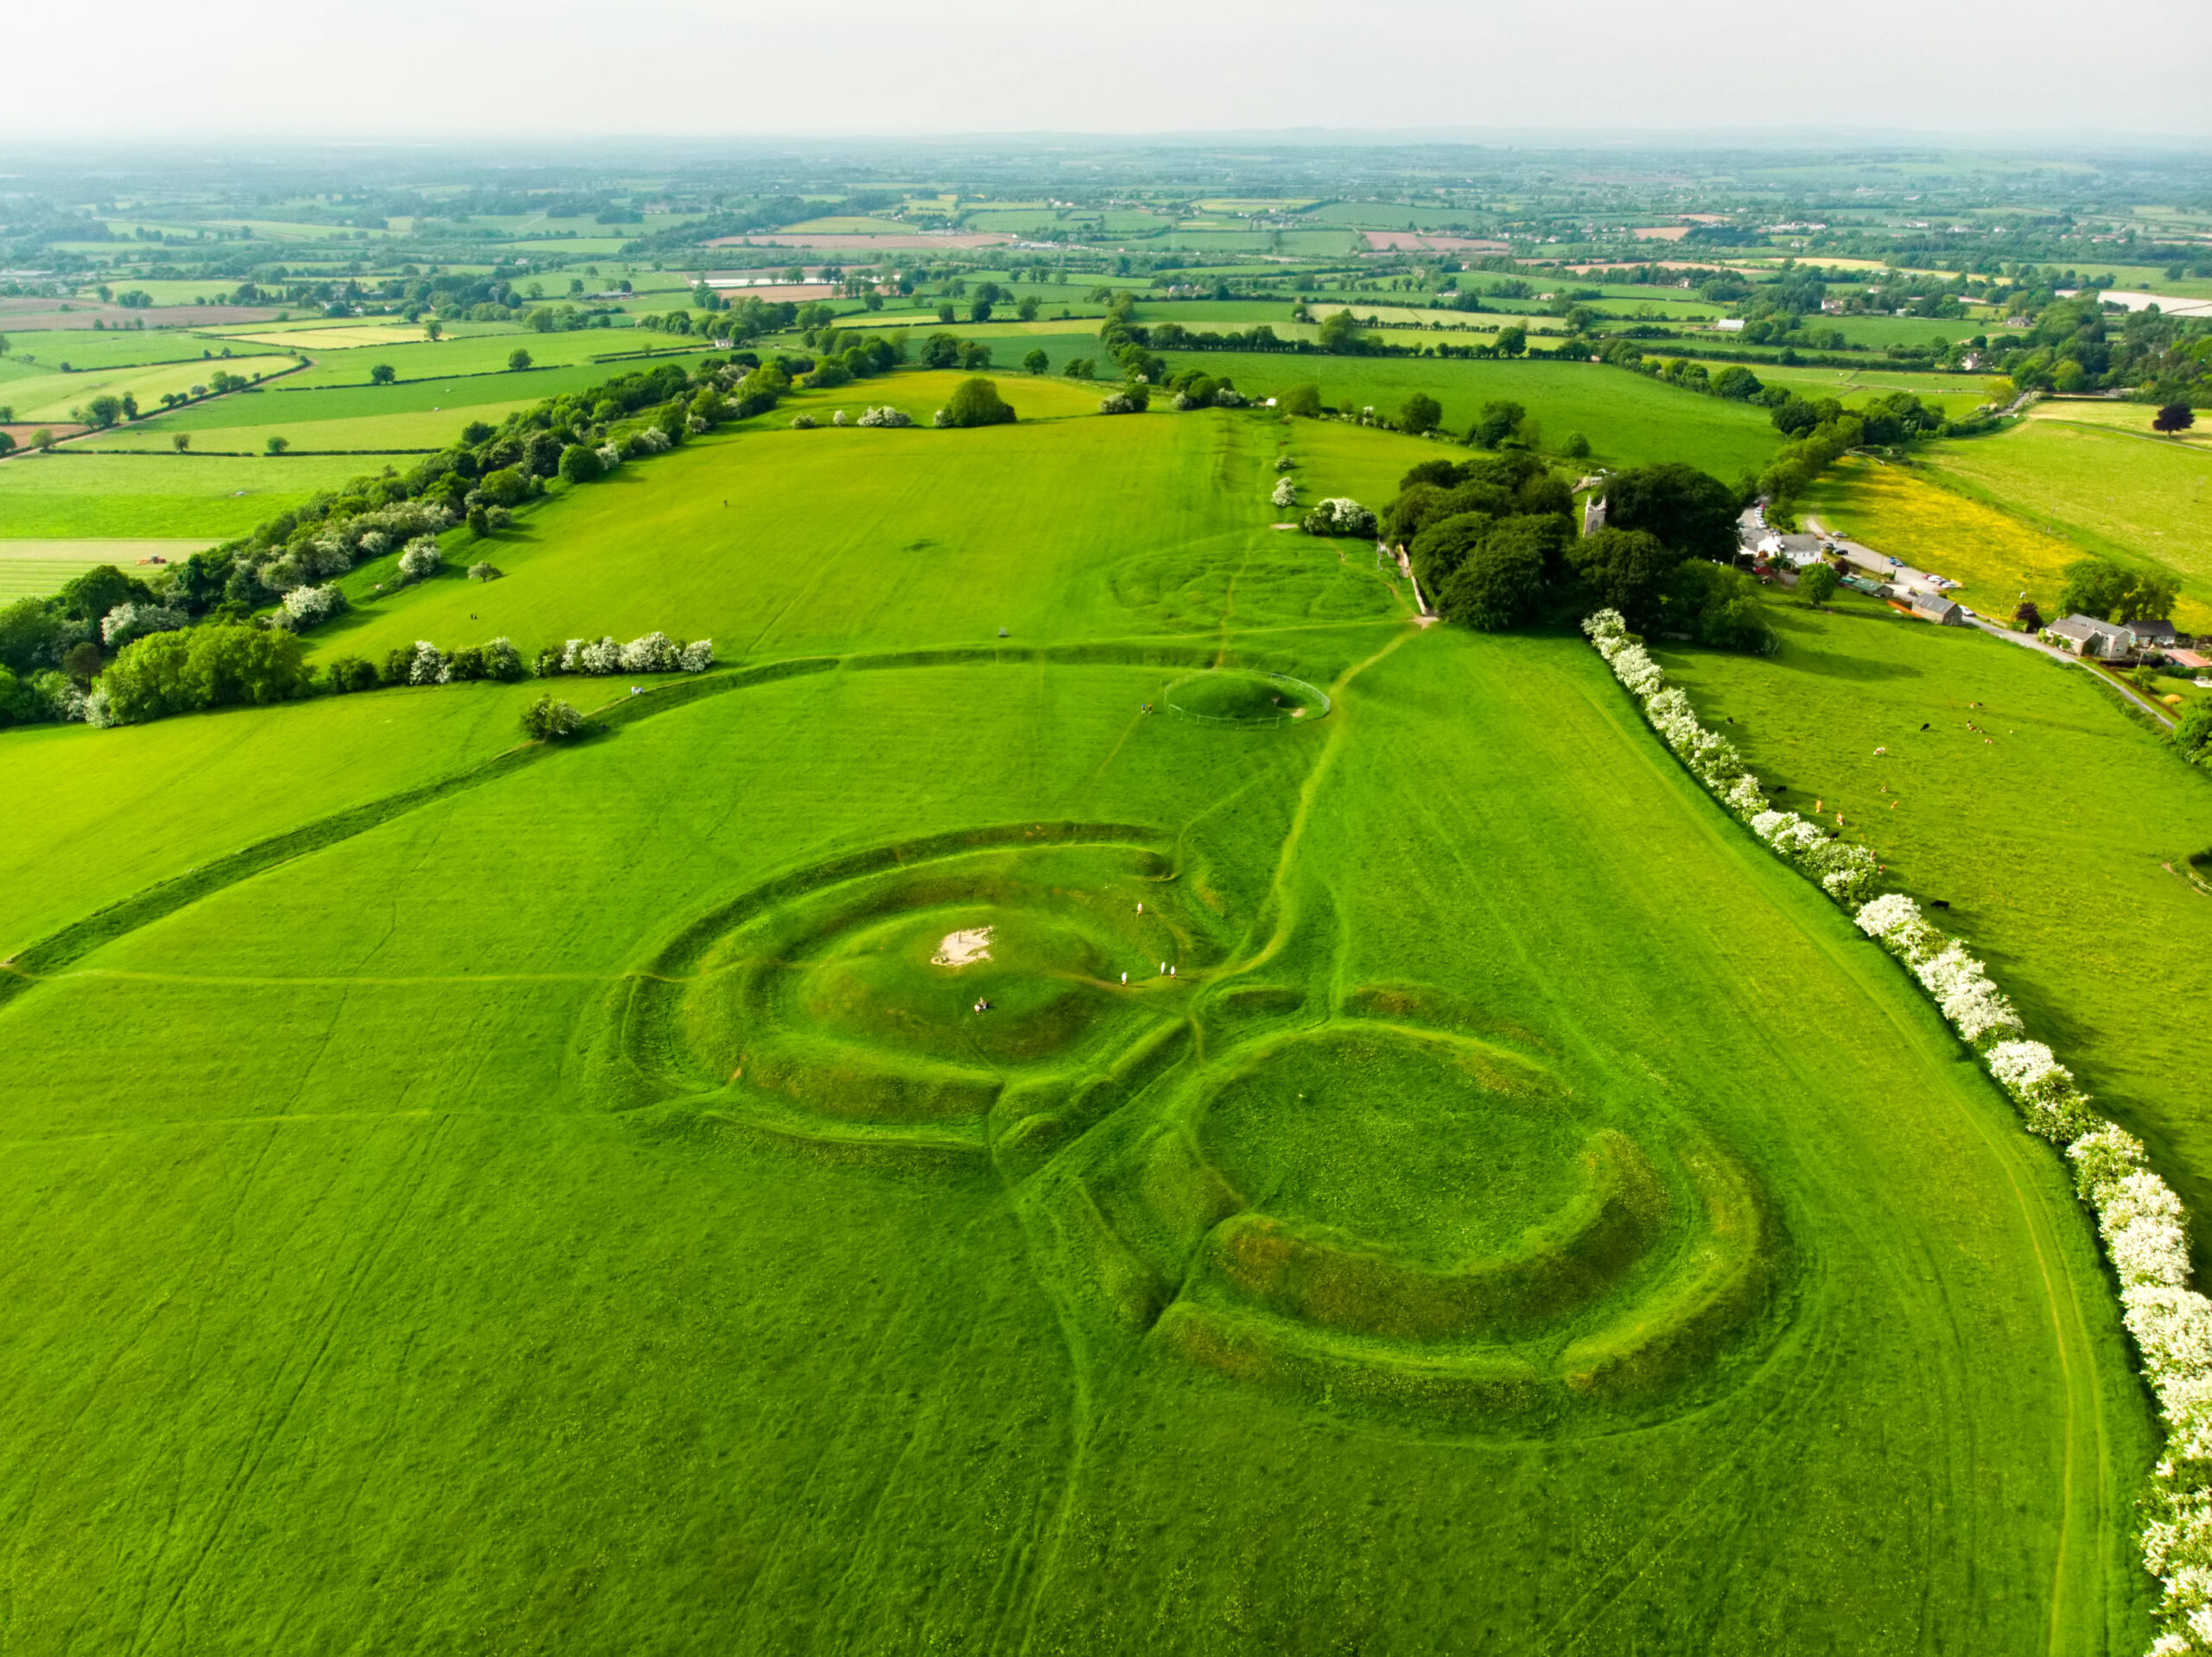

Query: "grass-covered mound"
<box><xmin>1164</xmin><ymin>669</ymin><xmax>1328</xmax><ymax>726</ymax></box>
<box><xmin>0</xmin><ymin>406</ymin><xmax>2162</xmax><ymax>1651</ymax></box>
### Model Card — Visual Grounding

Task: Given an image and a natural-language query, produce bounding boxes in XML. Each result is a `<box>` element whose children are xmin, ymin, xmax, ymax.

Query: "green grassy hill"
<box><xmin>0</xmin><ymin>389</ymin><xmax>2161</xmax><ymax>1652</ymax></box>
<box><xmin>1151</xmin><ymin>354</ymin><xmax>1789</xmax><ymax>476</ymax></box>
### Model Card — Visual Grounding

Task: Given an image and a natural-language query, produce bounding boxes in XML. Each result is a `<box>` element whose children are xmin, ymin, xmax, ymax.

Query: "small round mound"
<box><xmin>1164</xmin><ymin>670</ymin><xmax>1329</xmax><ymax>727</ymax></box>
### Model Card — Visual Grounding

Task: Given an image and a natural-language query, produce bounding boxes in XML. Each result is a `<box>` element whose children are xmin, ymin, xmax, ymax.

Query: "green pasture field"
<box><xmin>1154</xmin><ymin>352</ymin><xmax>1789</xmax><ymax>475</ymax></box>
<box><xmin>1656</xmin><ymin>588</ymin><xmax>2212</xmax><ymax>1250</ymax></box>
<box><xmin>0</xmin><ymin>392</ymin><xmax>2156</xmax><ymax>1646</ymax></box>
<box><xmin>0</xmin><ymin>536</ymin><xmax>215</xmax><ymax>601</ymax></box>
<box><xmin>5</xmin><ymin>330</ymin><xmax>251</xmax><ymax>371</ymax></box>
<box><xmin>0</xmin><ymin>682</ymin><xmax>543</xmax><ymax>955</ymax></box>
<box><xmin>78</xmin><ymin>403</ymin><xmax>535</xmax><ymax>455</ymax></box>
<box><xmin>79</xmin><ymin>362</ymin><xmax>651</xmax><ymax>453</ymax></box>
<box><xmin>1917</xmin><ymin>420</ymin><xmax>2212</xmax><ymax>613</ymax></box>
<box><xmin>1669</xmin><ymin>359</ymin><xmax>1987</xmax><ymax>416</ymax></box>
<box><xmin>0</xmin><ymin>355</ymin><xmax>300</xmax><ymax>422</ymax></box>
<box><xmin>2031</xmin><ymin>400</ymin><xmax>2212</xmax><ymax>451</ymax></box>
<box><xmin>0</xmin><ymin>452</ymin><xmax>370</xmax><ymax>538</ymax></box>
<box><xmin>283</xmin><ymin>329</ymin><xmax>683</xmax><ymax>389</ymax></box>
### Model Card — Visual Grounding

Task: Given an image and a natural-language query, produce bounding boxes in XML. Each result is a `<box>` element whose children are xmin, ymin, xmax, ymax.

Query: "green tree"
<box><xmin>939</xmin><ymin>378</ymin><xmax>1015</xmax><ymax>429</ymax></box>
<box><xmin>1563</xmin><ymin>527</ymin><xmax>1683</xmax><ymax>632</ymax></box>
<box><xmin>1495</xmin><ymin>325</ymin><xmax>1528</xmax><ymax>358</ymax></box>
<box><xmin>100</xmin><ymin>623</ymin><xmax>306</xmax><ymax>724</ymax></box>
<box><xmin>1021</xmin><ymin>348</ymin><xmax>1049</xmax><ymax>375</ymax></box>
<box><xmin>265</xmin><ymin>435</ymin><xmax>289</xmax><ymax>454</ymax></box>
<box><xmin>1440</xmin><ymin>530</ymin><xmax>1547</xmax><ymax>631</ymax></box>
<box><xmin>919</xmin><ymin>332</ymin><xmax>963</xmax><ymax>370</ymax></box>
<box><xmin>970</xmin><ymin>298</ymin><xmax>995</xmax><ymax>323</ymax></box>
<box><xmin>1017</xmin><ymin>295</ymin><xmax>1039</xmax><ymax>321</ymax></box>
<box><xmin>0</xmin><ymin>432</ymin><xmax>12</xmax><ymax>458</ymax></box>
<box><xmin>1602</xmin><ymin>464</ymin><xmax>1739</xmax><ymax>562</ymax></box>
<box><xmin>1400</xmin><ymin>392</ymin><xmax>1443</xmax><ymax>435</ymax></box>
<box><xmin>937</xmin><ymin>302</ymin><xmax>957</xmax><ymax>324</ymax></box>
<box><xmin>558</xmin><ymin>443</ymin><xmax>605</xmax><ymax>484</ymax></box>
<box><xmin>479</xmin><ymin>467</ymin><xmax>530</xmax><ymax>508</ymax></box>
<box><xmin>1797</xmin><ymin>562</ymin><xmax>1840</xmax><ymax>607</ymax></box>
<box><xmin>423</xmin><ymin>318</ymin><xmax>443</xmax><ymax>341</ymax></box>
<box><xmin>86</xmin><ymin>395</ymin><xmax>123</xmax><ymax>429</ymax></box>
<box><xmin>1469</xmin><ymin>400</ymin><xmax>1525</xmax><ymax>449</ymax></box>
<box><xmin>1060</xmin><ymin>357</ymin><xmax>1095</xmax><ymax>380</ymax></box>
<box><xmin>2154</xmin><ymin>403</ymin><xmax>2196</xmax><ymax>435</ymax></box>
<box><xmin>1281</xmin><ymin>383</ymin><xmax>1324</xmax><ymax>418</ymax></box>
<box><xmin>1316</xmin><ymin>310</ymin><xmax>1368</xmax><ymax>352</ymax></box>
<box><xmin>508</xmin><ymin>348</ymin><xmax>533</xmax><ymax>371</ymax></box>
<box><xmin>1564</xmin><ymin>432</ymin><xmax>1591</xmax><ymax>460</ymax></box>
<box><xmin>521</xmin><ymin>695</ymin><xmax>586</xmax><ymax>740</ymax></box>
<box><xmin>370</xmin><ymin>363</ymin><xmax>396</xmax><ymax>384</ymax></box>
<box><xmin>171</xmin><ymin>434</ymin><xmax>189</xmax><ymax>452</ymax></box>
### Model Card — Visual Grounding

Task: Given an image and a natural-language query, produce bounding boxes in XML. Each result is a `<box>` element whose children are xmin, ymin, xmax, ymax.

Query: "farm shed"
<box><xmin>1909</xmin><ymin>594</ymin><xmax>1967</xmax><ymax>626</ymax></box>
<box><xmin>2129</xmin><ymin>618</ymin><xmax>2181</xmax><ymax>650</ymax></box>
<box><xmin>2044</xmin><ymin>614</ymin><xmax>2136</xmax><ymax>657</ymax></box>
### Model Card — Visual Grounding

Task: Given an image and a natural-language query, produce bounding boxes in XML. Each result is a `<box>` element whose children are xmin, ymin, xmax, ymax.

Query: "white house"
<box><xmin>2044</xmin><ymin>614</ymin><xmax>2136</xmax><ymax>657</ymax></box>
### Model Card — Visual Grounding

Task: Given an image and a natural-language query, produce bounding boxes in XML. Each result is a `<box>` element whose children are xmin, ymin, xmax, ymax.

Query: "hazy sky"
<box><xmin>11</xmin><ymin>0</ymin><xmax>2212</xmax><ymax>140</ymax></box>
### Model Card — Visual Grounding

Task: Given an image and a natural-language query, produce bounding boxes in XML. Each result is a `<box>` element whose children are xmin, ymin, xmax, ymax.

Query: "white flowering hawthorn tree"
<box><xmin>100</xmin><ymin>602</ymin><xmax>188</xmax><ymax>648</ymax></box>
<box><xmin>277</xmin><ymin>583</ymin><xmax>346</xmax><ymax>632</ymax></box>
<box><xmin>856</xmin><ymin>405</ymin><xmax>912</xmax><ymax>428</ymax></box>
<box><xmin>1587</xmin><ymin>605</ymin><xmax>2212</xmax><ymax>1650</ymax></box>
<box><xmin>397</xmin><ymin>536</ymin><xmax>442</xmax><ymax>584</ymax></box>
<box><xmin>1301</xmin><ymin>498</ymin><xmax>1377</xmax><ymax>537</ymax></box>
<box><xmin>1271</xmin><ymin>477</ymin><xmax>1299</xmax><ymax>510</ymax></box>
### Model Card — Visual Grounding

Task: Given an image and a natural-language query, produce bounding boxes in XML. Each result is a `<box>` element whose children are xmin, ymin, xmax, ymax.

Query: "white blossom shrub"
<box><xmin>930</xmin><ymin>408</ymin><xmax>951</xmax><ymax>428</ymax></box>
<box><xmin>856</xmin><ymin>405</ymin><xmax>912</xmax><ymax>428</ymax></box>
<box><xmin>634</xmin><ymin>427</ymin><xmax>671</xmax><ymax>453</ymax></box>
<box><xmin>792</xmin><ymin>413</ymin><xmax>820</xmax><ymax>429</ymax></box>
<box><xmin>82</xmin><ymin>686</ymin><xmax>114</xmax><ymax>728</ymax></box>
<box><xmin>100</xmin><ymin>602</ymin><xmax>188</xmax><ymax>648</ymax></box>
<box><xmin>277</xmin><ymin>583</ymin><xmax>346</xmax><ymax>632</ymax></box>
<box><xmin>397</xmin><ymin>536</ymin><xmax>442</xmax><ymax>584</ymax></box>
<box><xmin>831</xmin><ymin>409</ymin><xmax>849</xmax><ymax>426</ymax></box>
<box><xmin>41</xmin><ymin>675</ymin><xmax>87</xmax><ymax>722</ymax></box>
<box><xmin>678</xmin><ymin>638</ymin><xmax>715</xmax><ymax>672</ymax></box>
<box><xmin>1274</xmin><ymin>455</ymin><xmax>1295</xmax><ymax>472</ymax></box>
<box><xmin>1301</xmin><ymin>498</ymin><xmax>1377</xmax><ymax>537</ymax></box>
<box><xmin>1214</xmin><ymin>387</ymin><xmax>1246</xmax><ymax>408</ymax></box>
<box><xmin>407</xmin><ymin>640</ymin><xmax>448</xmax><ymax>686</ymax></box>
<box><xmin>357</xmin><ymin>530</ymin><xmax>391</xmax><ymax>559</ymax></box>
<box><xmin>1097</xmin><ymin>392</ymin><xmax>1141</xmax><ymax>416</ymax></box>
<box><xmin>687</xmin><ymin>415</ymin><xmax>709</xmax><ymax>434</ymax></box>
<box><xmin>1271</xmin><ymin>477</ymin><xmax>1298</xmax><ymax>509</ymax></box>
<box><xmin>575</xmin><ymin>637</ymin><xmax>622</xmax><ymax>675</ymax></box>
<box><xmin>619</xmin><ymin>631</ymin><xmax>678</xmax><ymax>673</ymax></box>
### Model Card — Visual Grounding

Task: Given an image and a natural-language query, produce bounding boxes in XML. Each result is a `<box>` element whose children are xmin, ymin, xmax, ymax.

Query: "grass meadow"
<box><xmin>0</xmin><ymin>451</ymin><xmax>372</xmax><ymax>538</ymax></box>
<box><xmin>1157</xmin><ymin>353</ymin><xmax>1788</xmax><ymax>475</ymax></box>
<box><xmin>1656</xmin><ymin>589</ymin><xmax>2212</xmax><ymax>1254</ymax></box>
<box><xmin>0</xmin><ymin>355</ymin><xmax>299</xmax><ymax>423</ymax></box>
<box><xmin>1917</xmin><ymin>419</ymin><xmax>2212</xmax><ymax>616</ymax></box>
<box><xmin>0</xmin><ymin>376</ymin><xmax>2176</xmax><ymax>1650</ymax></box>
<box><xmin>0</xmin><ymin>536</ymin><xmax>217</xmax><ymax>600</ymax></box>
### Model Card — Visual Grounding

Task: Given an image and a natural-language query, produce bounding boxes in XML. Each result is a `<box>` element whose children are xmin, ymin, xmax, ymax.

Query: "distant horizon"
<box><xmin>10</xmin><ymin>0</ymin><xmax>2211</xmax><ymax>144</ymax></box>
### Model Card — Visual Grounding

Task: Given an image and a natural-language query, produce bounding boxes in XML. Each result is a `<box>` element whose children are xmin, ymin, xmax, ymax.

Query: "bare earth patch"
<box><xmin>931</xmin><ymin>927</ymin><xmax>995</xmax><ymax>968</ymax></box>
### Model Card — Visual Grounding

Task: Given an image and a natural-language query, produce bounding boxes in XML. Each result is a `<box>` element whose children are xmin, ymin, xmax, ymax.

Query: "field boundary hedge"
<box><xmin>1582</xmin><ymin>607</ymin><xmax>2212</xmax><ymax>1652</ymax></box>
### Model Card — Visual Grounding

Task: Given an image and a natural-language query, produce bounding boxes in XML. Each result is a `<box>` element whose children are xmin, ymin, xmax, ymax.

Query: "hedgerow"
<box><xmin>1586</xmin><ymin>605</ymin><xmax>2212</xmax><ymax>1652</ymax></box>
